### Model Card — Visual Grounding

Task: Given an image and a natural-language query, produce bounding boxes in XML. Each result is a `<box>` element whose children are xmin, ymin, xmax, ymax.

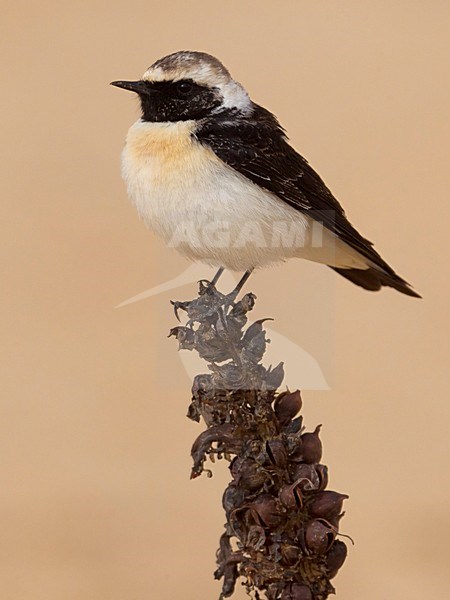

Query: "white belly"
<box><xmin>121</xmin><ymin>119</ymin><xmax>368</xmax><ymax>272</ymax></box>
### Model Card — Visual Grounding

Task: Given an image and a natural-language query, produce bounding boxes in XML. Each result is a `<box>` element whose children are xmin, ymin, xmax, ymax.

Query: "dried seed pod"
<box><xmin>264</xmin><ymin>361</ymin><xmax>285</xmax><ymax>389</ymax></box>
<box><xmin>291</xmin><ymin>463</ymin><xmax>320</xmax><ymax>491</ymax></box>
<box><xmin>274</xmin><ymin>389</ymin><xmax>302</xmax><ymax>426</ymax></box>
<box><xmin>314</xmin><ymin>464</ymin><xmax>329</xmax><ymax>491</ymax></box>
<box><xmin>325</xmin><ymin>540</ymin><xmax>348</xmax><ymax>578</ymax></box>
<box><xmin>229</xmin><ymin>457</ymin><xmax>242</xmax><ymax>480</ymax></box>
<box><xmin>254</xmin><ymin>400</ymin><xmax>276</xmax><ymax>423</ymax></box>
<box><xmin>242</xmin><ymin>319</ymin><xmax>271</xmax><ymax>345</ymax></box>
<box><xmin>247</xmin><ymin>439</ymin><xmax>267</xmax><ymax>464</ymax></box>
<box><xmin>281</xmin><ymin>583</ymin><xmax>313</xmax><ymax>600</ymax></box>
<box><xmin>300</xmin><ymin>425</ymin><xmax>323</xmax><ymax>464</ymax></box>
<box><xmin>279</xmin><ymin>480</ymin><xmax>303</xmax><ymax>509</ymax></box>
<box><xmin>280</xmin><ymin>584</ymin><xmax>293</xmax><ymax>600</ymax></box>
<box><xmin>195</xmin><ymin>324</ymin><xmax>234</xmax><ymax>362</ymax></box>
<box><xmin>280</xmin><ymin>543</ymin><xmax>301</xmax><ymax>566</ymax></box>
<box><xmin>266</xmin><ymin>439</ymin><xmax>288</xmax><ymax>468</ymax></box>
<box><xmin>287</xmin><ymin>434</ymin><xmax>304</xmax><ymax>461</ymax></box>
<box><xmin>266</xmin><ymin>583</ymin><xmax>284</xmax><ymax>600</ymax></box>
<box><xmin>168</xmin><ymin>325</ymin><xmax>195</xmax><ymax>350</ymax></box>
<box><xmin>191</xmin><ymin>373</ymin><xmax>214</xmax><ymax>396</ymax></box>
<box><xmin>284</xmin><ymin>415</ymin><xmax>303</xmax><ymax>434</ymax></box>
<box><xmin>211</xmin><ymin>362</ymin><xmax>251</xmax><ymax>389</ymax></box>
<box><xmin>327</xmin><ymin>511</ymin><xmax>345</xmax><ymax>529</ymax></box>
<box><xmin>241</xmin><ymin>329</ymin><xmax>267</xmax><ymax>365</ymax></box>
<box><xmin>291</xmin><ymin>584</ymin><xmax>313</xmax><ymax>600</ymax></box>
<box><xmin>222</xmin><ymin>484</ymin><xmax>245</xmax><ymax>514</ymax></box>
<box><xmin>230</xmin><ymin>457</ymin><xmax>267</xmax><ymax>491</ymax></box>
<box><xmin>309</xmin><ymin>491</ymin><xmax>349</xmax><ymax>520</ymax></box>
<box><xmin>232</xmin><ymin>292</ymin><xmax>256</xmax><ymax>314</ymax></box>
<box><xmin>248</xmin><ymin>493</ymin><xmax>281</xmax><ymax>527</ymax></box>
<box><xmin>304</xmin><ymin>519</ymin><xmax>336</xmax><ymax>554</ymax></box>
<box><xmin>246</xmin><ymin>524</ymin><xmax>266</xmax><ymax>550</ymax></box>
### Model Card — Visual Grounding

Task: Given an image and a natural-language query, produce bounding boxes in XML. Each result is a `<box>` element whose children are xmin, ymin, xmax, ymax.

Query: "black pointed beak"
<box><xmin>110</xmin><ymin>80</ymin><xmax>155</xmax><ymax>95</ymax></box>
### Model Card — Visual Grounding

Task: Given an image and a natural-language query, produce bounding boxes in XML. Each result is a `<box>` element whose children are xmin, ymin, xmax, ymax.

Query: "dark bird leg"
<box><xmin>193</xmin><ymin>268</ymin><xmax>254</xmax><ymax>322</ymax></box>
<box><xmin>226</xmin><ymin>268</ymin><xmax>254</xmax><ymax>305</ymax></box>
<box><xmin>211</xmin><ymin>267</ymin><xmax>225</xmax><ymax>286</ymax></box>
<box><xmin>198</xmin><ymin>266</ymin><xmax>225</xmax><ymax>297</ymax></box>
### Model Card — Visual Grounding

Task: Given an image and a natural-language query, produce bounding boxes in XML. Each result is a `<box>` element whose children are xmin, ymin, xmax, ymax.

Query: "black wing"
<box><xmin>196</xmin><ymin>105</ymin><xmax>419</xmax><ymax>297</ymax></box>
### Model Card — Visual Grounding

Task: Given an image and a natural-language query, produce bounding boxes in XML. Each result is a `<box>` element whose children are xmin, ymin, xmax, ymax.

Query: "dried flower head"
<box><xmin>171</xmin><ymin>282</ymin><xmax>349</xmax><ymax>599</ymax></box>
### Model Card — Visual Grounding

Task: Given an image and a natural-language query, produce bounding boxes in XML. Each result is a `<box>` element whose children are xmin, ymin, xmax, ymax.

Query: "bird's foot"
<box><xmin>198</xmin><ymin>278</ymin><xmax>219</xmax><ymax>296</ymax></box>
<box><xmin>171</xmin><ymin>271</ymin><xmax>256</xmax><ymax>326</ymax></box>
<box><xmin>171</xmin><ymin>281</ymin><xmax>230</xmax><ymax>325</ymax></box>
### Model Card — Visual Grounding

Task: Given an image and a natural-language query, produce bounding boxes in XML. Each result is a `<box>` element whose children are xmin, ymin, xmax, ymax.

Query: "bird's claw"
<box><xmin>198</xmin><ymin>279</ymin><xmax>217</xmax><ymax>296</ymax></box>
<box><xmin>170</xmin><ymin>299</ymin><xmax>191</xmax><ymax>321</ymax></box>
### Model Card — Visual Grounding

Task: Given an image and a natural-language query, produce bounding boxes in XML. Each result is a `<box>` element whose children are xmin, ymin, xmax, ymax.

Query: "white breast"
<box><xmin>121</xmin><ymin>119</ymin><xmax>369</xmax><ymax>272</ymax></box>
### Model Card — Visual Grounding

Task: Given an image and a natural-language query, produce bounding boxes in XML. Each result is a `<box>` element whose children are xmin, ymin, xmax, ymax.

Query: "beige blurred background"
<box><xmin>1</xmin><ymin>1</ymin><xmax>449</xmax><ymax>598</ymax></box>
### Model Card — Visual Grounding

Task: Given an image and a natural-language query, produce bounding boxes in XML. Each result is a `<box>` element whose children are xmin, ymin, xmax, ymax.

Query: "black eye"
<box><xmin>177</xmin><ymin>81</ymin><xmax>194</xmax><ymax>95</ymax></box>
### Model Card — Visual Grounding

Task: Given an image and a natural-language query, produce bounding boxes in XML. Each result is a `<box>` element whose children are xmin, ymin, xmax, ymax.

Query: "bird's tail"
<box><xmin>330</xmin><ymin>266</ymin><xmax>421</xmax><ymax>298</ymax></box>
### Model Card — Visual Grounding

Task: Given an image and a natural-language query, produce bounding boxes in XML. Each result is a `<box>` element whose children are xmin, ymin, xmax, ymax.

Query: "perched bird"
<box><xmin>112</xmin><ymin>51</ymin><xmax>419</xmax><ymax>297</ymax></box>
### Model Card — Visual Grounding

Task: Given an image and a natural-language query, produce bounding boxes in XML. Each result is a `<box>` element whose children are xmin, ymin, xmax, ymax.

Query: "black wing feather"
<box><xmin>196</xmin><ymin>105</ymin><xmax>419</xmax><ymax>296</ymax></box>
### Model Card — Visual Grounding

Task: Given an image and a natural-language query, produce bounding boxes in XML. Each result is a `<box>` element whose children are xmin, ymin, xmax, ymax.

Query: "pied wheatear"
<box><xmin>112</xmin><ymin>51</ymin><xmax>419</xmax><ymax>298</ymax></box>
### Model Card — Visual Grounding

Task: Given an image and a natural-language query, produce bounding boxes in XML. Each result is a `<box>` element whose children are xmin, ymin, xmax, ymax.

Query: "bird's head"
<box><xmin>111</xmin><ymin>51</ymin><xmax>251</xmax><ymax>122</ymax></box>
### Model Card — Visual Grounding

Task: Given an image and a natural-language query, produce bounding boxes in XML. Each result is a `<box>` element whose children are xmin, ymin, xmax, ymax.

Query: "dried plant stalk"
<box><xmin>169</xmin><ymin>282</ymin><xmax>348</xmax><ymax>599</ymax></box>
